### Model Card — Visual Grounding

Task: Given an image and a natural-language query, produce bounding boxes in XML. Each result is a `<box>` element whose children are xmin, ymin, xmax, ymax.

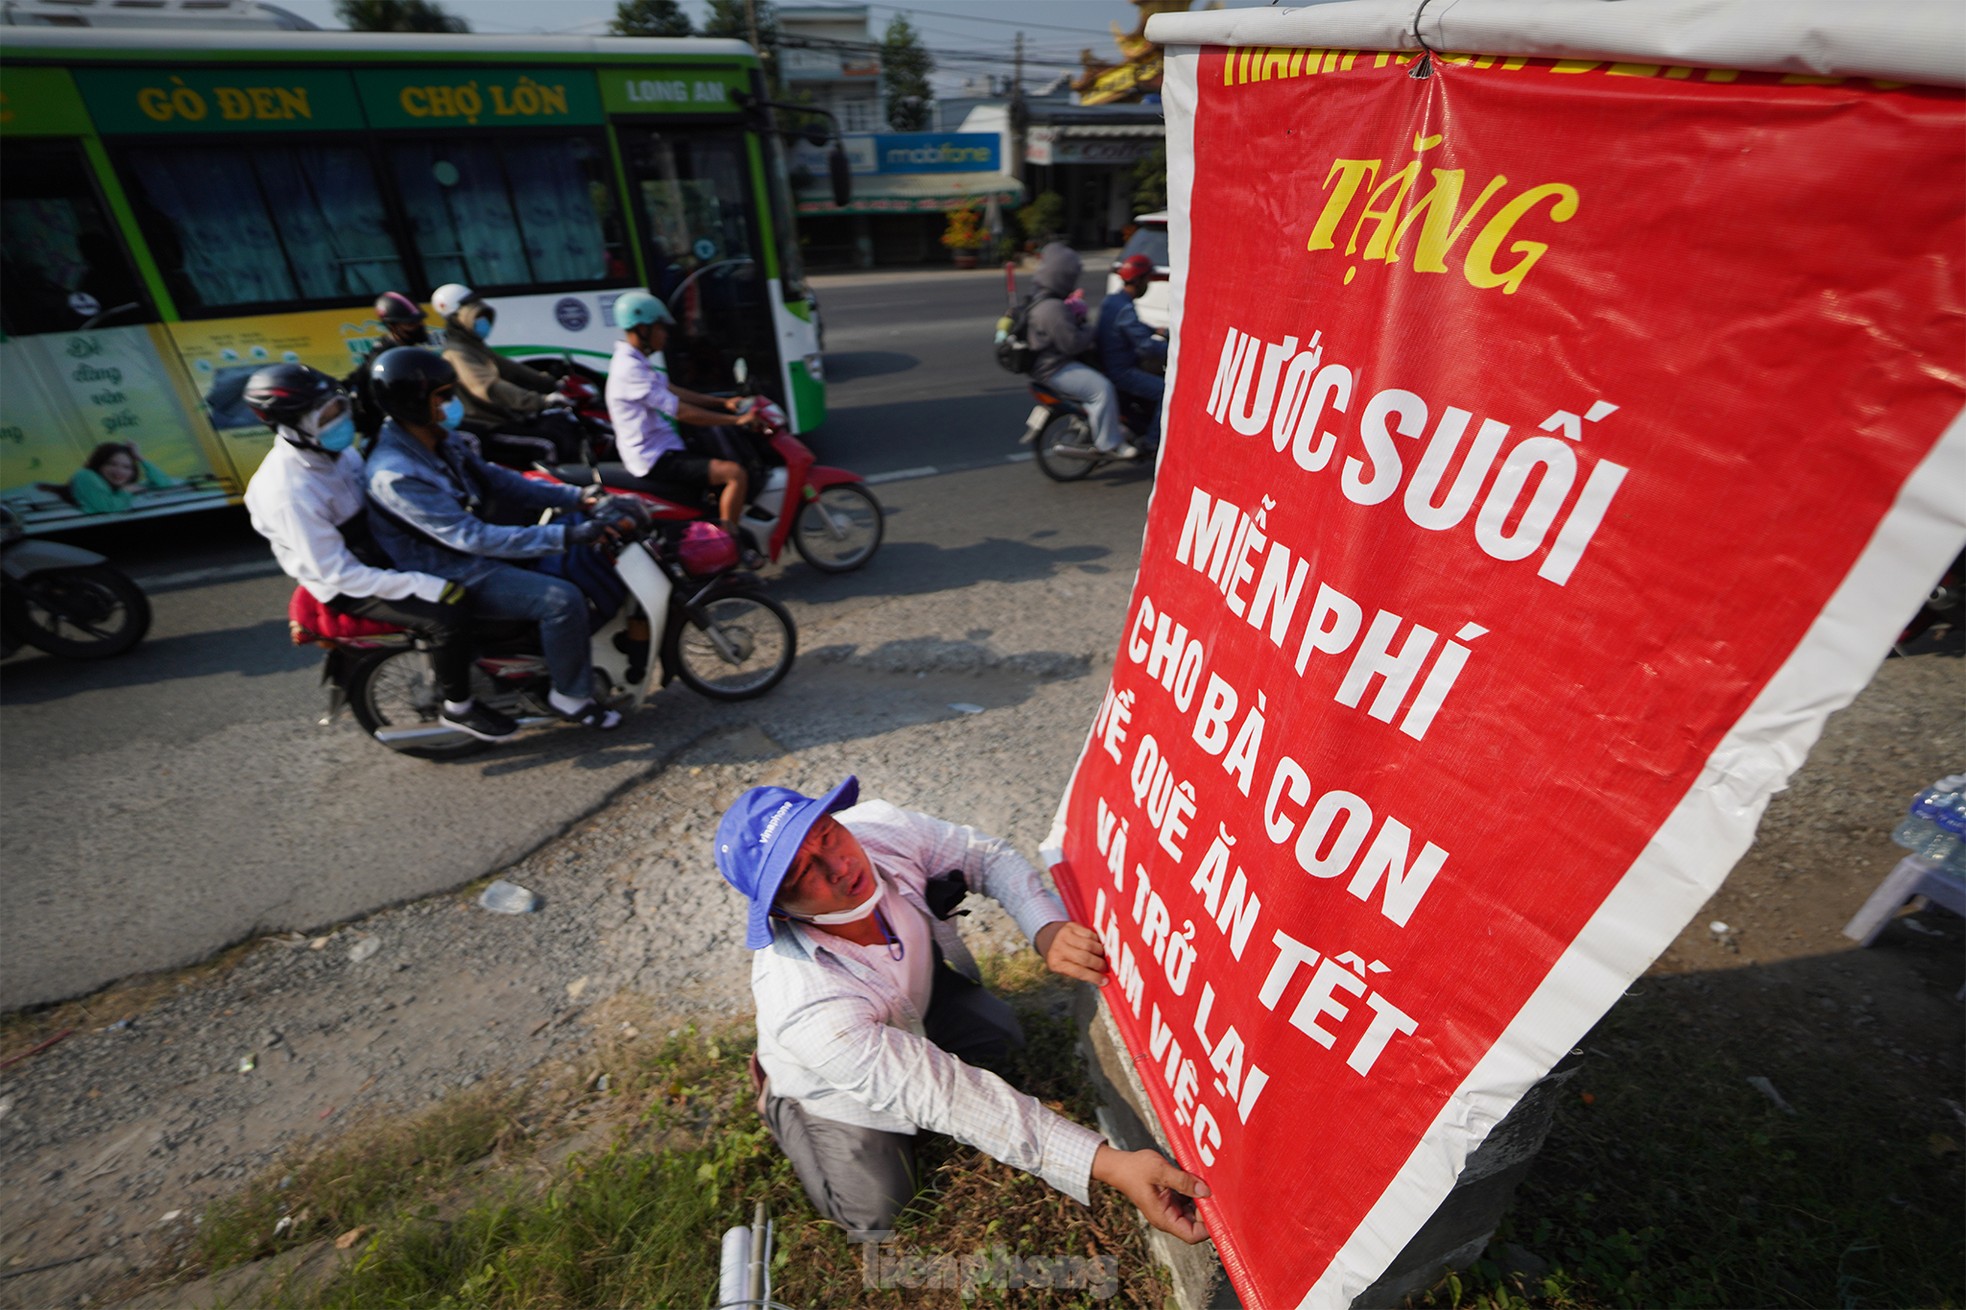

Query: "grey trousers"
<box><xmin>761</xmin><ymin>966</ymin><xmax>1025</xmax><ymax>1240</ymax></box>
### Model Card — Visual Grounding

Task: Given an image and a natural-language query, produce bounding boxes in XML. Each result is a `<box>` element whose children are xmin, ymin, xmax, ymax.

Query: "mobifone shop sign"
<box><xmin>1045</xmin><ymin>43</ymin><xmax>1965</xmax><ymax>1310</ymax></box>
<box><xmin>869</xmin><ymin>132</ymin><xmax>999</xmax><ymax>173</ymax></box>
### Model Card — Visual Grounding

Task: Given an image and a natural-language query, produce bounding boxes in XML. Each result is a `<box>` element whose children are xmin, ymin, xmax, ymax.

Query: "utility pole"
<box><xmin>745</xmin><ymin>0</ymin><xmax>760</xmax><ymax>53</ymax></box>
<box><xmin>1010</xmin><ymin>31</ymin><xmax>1028</xmax><ymax>192</ymax></box>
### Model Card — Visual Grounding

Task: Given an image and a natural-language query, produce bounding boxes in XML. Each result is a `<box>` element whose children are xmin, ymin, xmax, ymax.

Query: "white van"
<box><xmin>1104</xmin><ymin>211</ymin><xmax>1170</xmax><ymax>330</ymax></box>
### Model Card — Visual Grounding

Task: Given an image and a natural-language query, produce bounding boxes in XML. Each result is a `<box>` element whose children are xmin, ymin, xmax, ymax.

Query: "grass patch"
<box><xmin>1413</xmin><ymin>980</ymin><xmax>1965</xmax><ymax>1310</ymax></box>
<box><xmin>196</xmin><ymin>1082</ymin><xmax>526</xmax><ymax>1273</ymax></box>
<box><xmin>204</xmin><ymin>960</ymin><xmax>1166</xmax><ymax>1308</ymax></box>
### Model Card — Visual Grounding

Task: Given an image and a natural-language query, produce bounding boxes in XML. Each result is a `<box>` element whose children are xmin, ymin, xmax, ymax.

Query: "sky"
<box><xmin>269</xmin><ymin>0</ymin><xmax>1281</xmax><ymax>93</ymax></box>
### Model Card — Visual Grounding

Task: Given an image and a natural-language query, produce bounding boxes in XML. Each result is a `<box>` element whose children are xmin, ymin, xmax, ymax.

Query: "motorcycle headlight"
<box><xmin>803</xmin><ymin>352</ymin><xmax>824</xmax><ymax>383</ymax></box>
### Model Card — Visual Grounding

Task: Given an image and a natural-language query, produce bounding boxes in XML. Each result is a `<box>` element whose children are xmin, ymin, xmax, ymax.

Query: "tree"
<box><xmin>881</xmin><ymin>15</ymin><xmax>935</xmax><ymax>131</ymax></box>
<box><xmin>703</xmin><ymin>0</ymin><xmax>778</xmax><ymax>54</ymax></box>
<box><xmin>335</xmin><ymin>0</ymin><xmax>468</xmax><ymax>32</ymax></box>
<box><xmin>704</xmin><ymin>0</ymin><xmax>781</xmax><ymax>90</ymax></box>
<box><xmin>611</xmin><ymin>0</ymin><xmax>693</xmax><ymax>37</ymax></box>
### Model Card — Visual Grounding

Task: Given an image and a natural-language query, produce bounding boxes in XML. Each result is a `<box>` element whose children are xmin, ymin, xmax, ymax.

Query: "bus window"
<box><xmin>387</xmin><ymin>134</ymin><xmax>629</xmax><ymax>291</ymax></box>
<box><xmin>761</xmin><ymin>131</ymin><xmax>809</xmax><ymax>303</ymax></box>
<box><xmin>619</xmin><ymin>126</ymin><xmax>776</xmax><ymax>395</ymax></box>
<box><xmin>121</xmin><ymin>143</ymin><xmax>405</xmax><ymax>315</ymax></box>
<box><xmin>0</xmin><ymin>140</ymin><xmax>151</xmax><ymax>337</ymax></box>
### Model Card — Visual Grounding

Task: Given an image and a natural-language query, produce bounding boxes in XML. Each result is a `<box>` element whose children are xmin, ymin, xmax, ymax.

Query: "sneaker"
<box><xmin>556</xmin><ymin>699</ymin><xmax>622</xmax><ymax>730</ymax></box>
<box><xmin>1102</xmin><ymin>440</ymin><xmax>1144</xmax><ymax>461</ymax></box>
<box><xmin>441</xmin><ymin>700</ymin><xmax>519</xmax><ymax>742</ymax></box>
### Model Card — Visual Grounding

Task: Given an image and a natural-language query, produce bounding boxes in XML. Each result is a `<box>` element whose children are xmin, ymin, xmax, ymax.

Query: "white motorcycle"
<box><xmin>288</xmin><ymin>507</ymin><xmax>796</xmax><ymax>759</ymax></box>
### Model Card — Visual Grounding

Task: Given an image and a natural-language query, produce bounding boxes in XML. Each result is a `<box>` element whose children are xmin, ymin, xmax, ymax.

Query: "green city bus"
<box><xmin>0</xmin><ymin>28</ymin><xmax>828</xmax><ymax>531</ymax></box>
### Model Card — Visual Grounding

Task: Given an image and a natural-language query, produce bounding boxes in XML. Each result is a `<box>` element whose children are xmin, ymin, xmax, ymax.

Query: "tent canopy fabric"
<box><xmin>1047</xmin><ymin>123</ymin><xmax>1166</xmax><ymax>139</ymax></box>
<box><xmin>1145</xmin><ymin>0</ymin><xmax>1966</xmax><ymax>89</ymax></box>
<box><xmin>795</xmin><ymin>172</ymin><xmax>1024</xmax><ymax>215</ymax></box>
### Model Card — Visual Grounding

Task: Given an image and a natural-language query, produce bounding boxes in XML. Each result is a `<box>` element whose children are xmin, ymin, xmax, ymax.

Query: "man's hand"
<box><xmin>566</xmin><ymin>518</ymin><xmax>614</xmax><ymax>547</ymax></box>
<box><xmin>1091</xmin><ymin>1145</ymin><xmax>1210</xmax><ymax>1244</ymax></box>
<box><xmin>576</xmin><ymin>484</ymin><xmax>608</xmax><ymax>510</ymax></box>
<box><xmin>1034</xmin><ymin>920</ymin><xmax>1107</xmax><ymax>987</ymax></box>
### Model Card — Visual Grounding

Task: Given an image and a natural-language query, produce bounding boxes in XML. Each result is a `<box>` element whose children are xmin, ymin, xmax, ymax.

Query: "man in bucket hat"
<box><xmin>715</xmin><ymin>777</ymin><xmax>1211</xmax><ymax>1245</ymax></box>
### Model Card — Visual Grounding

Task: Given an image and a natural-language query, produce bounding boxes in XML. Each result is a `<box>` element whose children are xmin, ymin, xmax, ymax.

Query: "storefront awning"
<box><xmin>1053</xmin><ymin>123</ymin><xmax>1165</xmax><ymax>138</ymax></box>
<box><xmin>795</xmin><ymin>172</ymin><xmax>1025</xmax><ymax>215</ymax></box>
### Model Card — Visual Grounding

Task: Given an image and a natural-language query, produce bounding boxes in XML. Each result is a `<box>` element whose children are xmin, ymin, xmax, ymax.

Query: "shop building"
<box><xmin>791</xmin><ymin>130</ymin><xmax>1022</xmax><ymax>267</ymax></box>
<box><xmin>778</xmin><ymin>4</ymin><xmax>884</xmax><ymax>133</ymax></box>
<box><xmin>1022</xmin><ymin>105</ymin><xmax>1165</xmax><ymax>248</ymax></box>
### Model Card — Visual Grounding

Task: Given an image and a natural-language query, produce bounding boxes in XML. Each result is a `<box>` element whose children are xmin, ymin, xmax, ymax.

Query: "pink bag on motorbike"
<box><xmin>677</xmin><ymin>521</ymin><xmax>738</xmax><ymax>576</ymax></box>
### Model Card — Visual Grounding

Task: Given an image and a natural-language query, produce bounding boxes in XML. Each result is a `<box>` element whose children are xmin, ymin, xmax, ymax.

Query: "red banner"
<box><xmin>1046</xmin><ymin>49</ymin><xmax>1965</xmax><ymax>1310</ymax></box>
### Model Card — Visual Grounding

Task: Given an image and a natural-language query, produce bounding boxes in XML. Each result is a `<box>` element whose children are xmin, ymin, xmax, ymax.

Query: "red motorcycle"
<box><xmin>285</xmin><ymin>516</ymin><xmax>796</xmax><ymax>759</ymax></box>
<box><xmin>545</xmin><ymin>382</ymin><xmax>884</xmax><ymax>575</ymax></box>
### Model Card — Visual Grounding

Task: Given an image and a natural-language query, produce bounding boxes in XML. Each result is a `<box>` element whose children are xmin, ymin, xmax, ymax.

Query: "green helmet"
<box><xmin>614</xmin><ymin>290</ymin><xmax>673</xmax><ymax>330</ymax></box>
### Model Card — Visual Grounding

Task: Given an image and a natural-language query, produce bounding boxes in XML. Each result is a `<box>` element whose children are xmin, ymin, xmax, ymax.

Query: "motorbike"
<box><xmin>550</xmin><ymin>361</ymin><xmax>884</xmax><ymax>575</ymax></box>
<box><xmin>463</xmin><ymin>367</ymin><xmax>617</xmax><ymax>471</ymax></box>
<box><xmin>288</xmin><ymin>509</ymin><xmax>796</xmax><ymax>759</ymax></box>
<box><xmin>0</xmin><ymin>505</ymin><xmax>152</xmax><ymax>660</ymax></box>
<box><xmin>1896</xmin><ymin>547</ymin><xmax>1965</xmax><ymax>653</ymax></box>
<box><xmin>1021</xmin><ymin>380</ymin><xmax>1161</xmax><ymax>483</ymax></box>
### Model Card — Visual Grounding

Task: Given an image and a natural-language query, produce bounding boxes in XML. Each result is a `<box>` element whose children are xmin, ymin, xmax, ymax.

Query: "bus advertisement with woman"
<box><xmin>0</xmin><ymin>29</ymin><xmax>827</xmax><ymax>532</ymax></box>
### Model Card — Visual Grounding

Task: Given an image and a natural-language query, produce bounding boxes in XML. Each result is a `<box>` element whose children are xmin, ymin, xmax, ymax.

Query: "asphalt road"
<box><xmin>0</xmin><ymin>262</ymin><xmax>1146</xmax><ymax>1011</ymax></box>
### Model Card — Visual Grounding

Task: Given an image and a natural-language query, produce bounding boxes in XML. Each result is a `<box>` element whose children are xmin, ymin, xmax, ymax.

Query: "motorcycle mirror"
<box><xmin>803</xmin><ymin>121</ymin><xmax>829</xmax><ymax>148</ymax></box>
<box><xmin>828</xmin><ymin>145</ymin><xmax>853</xmax><ymax>209</ymax></box>
<box><xmin>733</xmin><ymin>358</ymin><xmax>749</xmax><ymax>388</ymax></box>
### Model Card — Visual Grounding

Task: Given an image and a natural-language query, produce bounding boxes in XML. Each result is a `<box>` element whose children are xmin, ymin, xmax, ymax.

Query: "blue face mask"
<box><xmin>441</xmin><ymin>396</ymin><xmax>465</xmax><ymax>428</ymax></box>
<box><xmin>315</xmin><ymin>413</ymin><xmax>357</xmax><ymax>453</ymax></box>
<box><xmin>472</xmin><ymin>318</ymin><xmax>493</xmax><ymax>340</ymax></box>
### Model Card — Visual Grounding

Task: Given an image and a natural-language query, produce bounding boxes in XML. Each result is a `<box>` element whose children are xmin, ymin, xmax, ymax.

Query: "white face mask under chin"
<box><xmin>797</xmin><ymin>876</ymin><xmax>884</xmax><ymax>925</ymax></box>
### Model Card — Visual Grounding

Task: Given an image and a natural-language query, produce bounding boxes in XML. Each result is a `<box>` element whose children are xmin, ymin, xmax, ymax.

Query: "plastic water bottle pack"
<box><xmin>1890</xmin><ymin>774</ymin><xmax>1966</xmax><ymax>877</ymax></box>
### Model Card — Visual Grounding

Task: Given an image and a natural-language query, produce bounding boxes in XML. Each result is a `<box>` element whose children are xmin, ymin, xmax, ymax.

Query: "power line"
<box><xmin>782</xmin><ymin>0</ymin><xmax>1127</xmax><ymax>40</ymax></box>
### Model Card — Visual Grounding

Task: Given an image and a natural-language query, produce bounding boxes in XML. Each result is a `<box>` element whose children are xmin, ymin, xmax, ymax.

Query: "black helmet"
<box><xmin>374</xmin><ymin>291</ymin><xmax>423</xmax><ymax>325</ymax></box>
<box><xmin>243</xmin><ymin>363</ymin><xmax>340</xmax><ymax>431</ymax></box>
<box><xmin>370</xmin><ymin>347</ymin><xmax>456</xmax><ymax>429</ymax></box>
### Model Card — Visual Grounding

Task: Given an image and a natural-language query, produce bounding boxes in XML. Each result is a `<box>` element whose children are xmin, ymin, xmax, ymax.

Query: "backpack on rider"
<box><xmin>994</xmin><ymin>268</ymin><xmax>1036</xmax><ymax>374</ymax></box>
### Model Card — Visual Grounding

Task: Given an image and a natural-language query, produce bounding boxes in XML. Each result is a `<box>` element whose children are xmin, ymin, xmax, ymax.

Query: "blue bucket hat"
<box><xmin>715</xmin><ymin>776</ymin><xmax>859</xmax><ymax>949</ymax></box>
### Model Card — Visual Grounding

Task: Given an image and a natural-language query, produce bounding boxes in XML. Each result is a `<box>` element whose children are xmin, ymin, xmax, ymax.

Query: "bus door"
<box><xmin>614</xmin><ymin>122</ymin><xmax>780</xmax><ymax>403</ymax></box>
<box><xmin>0</xmin><ymin>134</ymin><xmax>229</xmax><ymax>529</ymax></box>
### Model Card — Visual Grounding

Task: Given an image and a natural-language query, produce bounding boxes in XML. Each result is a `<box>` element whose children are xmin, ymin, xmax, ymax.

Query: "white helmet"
<box><xmin>430</xmin><ymin>283</ymin><xmax>477</xmax><ymax>319</ymax></box>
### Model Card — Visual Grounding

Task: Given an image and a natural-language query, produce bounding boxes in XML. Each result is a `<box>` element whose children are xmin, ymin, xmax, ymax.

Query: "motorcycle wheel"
<box><xmin>792</xmin><ymin>484</ymin><xmax>884</xmax><ymax>573</ymax></box>
<box><xmin>345</xmin><ymin>647</ymin><xmax>494</xmax><ymax>759</ymax></box>
<box><xmin>1033</xmin><ymin>413</ymin><xmax>1099</xmax><ymax>482</ymax></box>
<box><xmin>3</xmin><ymin>565</ymin><xmax>151</xmax><ymax>659</ymax></box>
<box><xmin>666</xmin><ymin>590</ymin><xmax>796</xmax><ymax>701</ymax></box>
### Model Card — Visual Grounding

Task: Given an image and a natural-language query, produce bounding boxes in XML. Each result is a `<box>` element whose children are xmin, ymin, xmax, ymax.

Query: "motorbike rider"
<box><xmin>1027</xmin><ymin>242</ymin><xmax>1139</xmax><ymax>461</ymax></box>
<box><xmin>1096</xmin><ymin>253</ymin><xmax>1168</xmax><ymax>446</ymax></box>
<box><xmin>240</xmin><ymin>362</ymin><xmax>517</xmax><ymax>743</ymax></box>
<box><xmin>603</xmin><ymin>290</ymin><xmax>757</xmax><ymax>538</ymax></box>
<box><xmin>432</xmin><ymin>283</ymin><xmax>586</xmax><ymax>464</ymax></box>
<box><xmin>363</xmin><ymin>347</ymin><xmax>633</xmax><ymax>731</ymax></box>
<box><xmin>346</xmin><ymin>291</ymin><xmax>433</xmax><ymax>443</ymax></box>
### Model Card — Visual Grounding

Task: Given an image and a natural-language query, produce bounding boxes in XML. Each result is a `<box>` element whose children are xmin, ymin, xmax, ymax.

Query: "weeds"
<box><xmin>194</xmin><ymin>963</ymin><xmax>1167</xmax><ymax>1309</ymax></box>
<box><xmin>195</xmin><ymin>1082</ymin><xmax>524</xmax><ymax>1272</ymax></box>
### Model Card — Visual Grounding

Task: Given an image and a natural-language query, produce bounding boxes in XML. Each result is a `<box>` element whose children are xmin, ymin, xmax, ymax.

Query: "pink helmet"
<box><xmin>678</xmin><ymin>521</ymin><xmax>739</xmax><ymax>576</ymax></box>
